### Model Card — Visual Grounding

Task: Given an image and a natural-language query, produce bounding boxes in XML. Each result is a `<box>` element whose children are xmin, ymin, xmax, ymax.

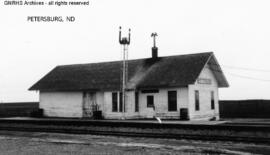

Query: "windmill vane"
<box><xmin>118</xmin><ymin>26</ymin><xmax>131</xmax><ymax>119</ymax></box>
<box><xmin>151</xmin><ymin>32</ymin><xmax>158</xmax><ymax>47</ymax></box>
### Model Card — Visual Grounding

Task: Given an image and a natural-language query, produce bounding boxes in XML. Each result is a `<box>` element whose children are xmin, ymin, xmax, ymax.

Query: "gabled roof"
<box><xmin>29</xmin><ymin>52</ymin><xmax>229</xmax><ymax>91</ymax></box>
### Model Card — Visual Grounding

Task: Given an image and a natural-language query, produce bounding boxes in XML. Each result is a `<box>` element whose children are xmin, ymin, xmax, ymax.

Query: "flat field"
<box><xmin>0</xmin><ymin>131</ymin><xmax>269</xmax><ymax>155</ymax></box>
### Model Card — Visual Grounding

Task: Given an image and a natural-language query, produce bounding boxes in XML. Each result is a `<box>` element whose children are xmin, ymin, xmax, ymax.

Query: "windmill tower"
<box><xmin>119</xmin><ymin>26</ymin><xmax>131</xmax><ymax>118</ymax></box>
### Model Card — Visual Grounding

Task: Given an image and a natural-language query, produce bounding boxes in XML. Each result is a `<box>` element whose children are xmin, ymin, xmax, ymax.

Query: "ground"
<box><xmin>0</xmin><ymin>131</ymin><xmax>269</xmax><ymax>155</ymax></box>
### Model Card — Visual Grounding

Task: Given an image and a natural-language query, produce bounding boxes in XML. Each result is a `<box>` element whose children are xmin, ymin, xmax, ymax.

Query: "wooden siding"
<box><xmin>40</xmin><ymin>92</ymin><xmax>83</xmax><ymax>118</ymax></box>
<box><xmin>188</xmin><ymin>64</ymin><xmax>220</xmax><ymax>120</ymax></box>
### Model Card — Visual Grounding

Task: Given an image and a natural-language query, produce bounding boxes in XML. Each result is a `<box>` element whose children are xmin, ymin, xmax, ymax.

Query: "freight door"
<box><xmin>82</xmin><ymin>92</ymin><xmax>97</xmax><ymax>118</ymax></box>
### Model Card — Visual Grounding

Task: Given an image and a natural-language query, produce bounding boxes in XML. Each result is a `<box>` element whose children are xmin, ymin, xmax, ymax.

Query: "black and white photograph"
<box><xmin>1</xmin><ymin>0</ymin><xmax>270</xmax><ymax>154</ymax></box>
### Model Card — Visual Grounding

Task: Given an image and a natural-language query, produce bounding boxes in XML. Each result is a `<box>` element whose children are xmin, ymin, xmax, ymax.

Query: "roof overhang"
<box><xmin>206</xmin><ymin>54</ymin><xmax>229</xmax><ymax>88</ymax></box>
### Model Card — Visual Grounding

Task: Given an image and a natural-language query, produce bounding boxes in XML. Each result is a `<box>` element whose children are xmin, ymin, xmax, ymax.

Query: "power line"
<box><xmin>223</xmin><ymin>65</ymin><xmax>270</xmax><ymax>73</ymax></box>
<box><xmin>226</xmin><ymin>72</ymin><xmax>270</xmax><ymax>82</ymax></box>
<box><xmin>208</xmin><ymin>63</ymin><xmax>270</xmax><ymax>73</ymax></box>
<box><xmin>206</xmin><ymin>66</ymin><xmax>270</xmax><ymax>82</ymax></box>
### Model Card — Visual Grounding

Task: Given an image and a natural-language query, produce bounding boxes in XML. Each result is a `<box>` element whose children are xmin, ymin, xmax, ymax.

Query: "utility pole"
<box><xmin>119</xmin><ymin>26</ymin><xmax>131</xmax><ymax>119</ymax></box>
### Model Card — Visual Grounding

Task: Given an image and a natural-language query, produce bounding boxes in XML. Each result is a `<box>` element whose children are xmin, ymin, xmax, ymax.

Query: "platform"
<box><xmin>0</xmin><ymin>117</ymin><xmax>227</xmax><ymax>125</ymax></box>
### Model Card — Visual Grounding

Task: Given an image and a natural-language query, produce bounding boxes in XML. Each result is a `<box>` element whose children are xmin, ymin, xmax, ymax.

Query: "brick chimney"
<box><xmin>152</xmin><ymin>46</ymin><xmax>158</xmax><ymax>59</ymax></box>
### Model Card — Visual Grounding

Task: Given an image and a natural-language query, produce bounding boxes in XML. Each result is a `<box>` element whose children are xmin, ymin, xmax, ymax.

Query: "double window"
<box><xmin>112</xmin><ymin>92</ymin><xmax>124</xmax><ymax>112</ymax></box>
<box><xmin>112</xmin><ymin>92</ymin><xmax>140</xmax><ymax>112</ymax></box>
<box><xmin>194</xmin><ymin>90</ymin><xmax>215</xmax><ymax>111</ymax></box>
<box><xmin>168</xmin><ymin>91</ymin><xmax>177</xmax><ymax>111</ymax></box>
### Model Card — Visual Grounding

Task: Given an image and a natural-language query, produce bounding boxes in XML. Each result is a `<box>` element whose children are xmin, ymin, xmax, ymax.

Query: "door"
<box><xmin>82</xmin><ymin>92</ymin><xmax>97</xmax><ymax>118</ymax></box>
<box><xmin>146</xmin><ymin>95</ymin><xmax>155</xmax><ymax>118</ymax></box>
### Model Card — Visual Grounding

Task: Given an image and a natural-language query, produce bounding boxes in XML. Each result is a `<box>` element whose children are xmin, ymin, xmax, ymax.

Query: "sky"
<box><xmin>1</xmin><ymin>0</ymin><xmax>270</xmax><ymax>102</ymax></box>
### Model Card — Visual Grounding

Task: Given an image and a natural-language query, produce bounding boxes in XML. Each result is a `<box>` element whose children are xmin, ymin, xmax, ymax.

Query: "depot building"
<box><xmin>29</xmin><ymin>44</ymin><xmax>228</xmax><ymax>120</ymax></box>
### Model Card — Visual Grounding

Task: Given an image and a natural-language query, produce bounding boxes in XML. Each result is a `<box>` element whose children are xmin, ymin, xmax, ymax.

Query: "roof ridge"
<box><xmin>57</xmin><ymin>52</ymin><xmax>213</xmax><ymax>68</ymax></box>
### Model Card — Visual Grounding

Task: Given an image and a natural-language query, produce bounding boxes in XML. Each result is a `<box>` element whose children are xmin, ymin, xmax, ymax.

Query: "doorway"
<box><xmin>82</xmin><ymin>92</ymin><xmax>97</xmax><ymax>118</ymax></box>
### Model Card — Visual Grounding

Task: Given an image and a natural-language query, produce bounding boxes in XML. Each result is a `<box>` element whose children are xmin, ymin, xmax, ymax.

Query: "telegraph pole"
<box><xmin>119</xmin><ymin>26</ymin><xmax>131</xmax><ymax>118</ymax></box>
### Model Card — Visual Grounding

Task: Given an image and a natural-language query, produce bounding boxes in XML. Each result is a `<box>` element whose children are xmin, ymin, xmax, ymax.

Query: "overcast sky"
<box><xmin>1</xmin><ymin>0</ymin><xmax>270</xmax><ymax>102</ymax></box>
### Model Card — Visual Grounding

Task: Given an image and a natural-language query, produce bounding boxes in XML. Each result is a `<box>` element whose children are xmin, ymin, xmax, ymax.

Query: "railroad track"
<box><xmin>0</xmin><ymin>121</ymin><xmax>269</xmax><ymax>144</ymax></box>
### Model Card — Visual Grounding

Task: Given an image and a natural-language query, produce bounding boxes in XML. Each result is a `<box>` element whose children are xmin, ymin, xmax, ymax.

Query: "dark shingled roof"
<box><xmin>29</xmin><ymin>52</ymin><xmax>229</xmax><ymax>91</ymax></box>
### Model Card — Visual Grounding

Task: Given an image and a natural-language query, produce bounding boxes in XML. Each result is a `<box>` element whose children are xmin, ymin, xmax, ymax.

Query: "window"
<box><xmin>119</xmin><ymin>92</ymin><xmax>123</xmax><ymax>112</ymax></box>
<box><xmin>135</xmin><ymin>91</ymin><xmax>139</xmax><ymax>112</ymax></box>
<box><xmin>195</xmin><ymin>90</ymin><xmax>200</xmax><ymax>111</ymax></box>
<box><xmin>147</xmin><ymin>95</ymin><xmax>154</xmax><ymax>108</ymax></box>
<box><xmin>168</xmin><ymin>91</ymin><xmax>177</xmax><ymax>111</ymax></box>
<box><xmin>112</xmin><ymin>92</ymin><xmax>118</xmax><ymax>112</ymax></box>
<box><xmin>112</xmin><ymin>92</ymin><xmax>126</xmax><ymax>112</ymax></box>
<box><xmin>211</xmin><ymin>91</ymin><xmax>215</xmax><ymax>110</ymax></box>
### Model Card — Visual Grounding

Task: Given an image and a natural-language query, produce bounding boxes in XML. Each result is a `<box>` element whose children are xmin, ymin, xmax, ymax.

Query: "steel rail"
<box><xmin>0</xmin><ymin>125</ymin><xmax>269</xmax><ymax>144</ymax></box>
